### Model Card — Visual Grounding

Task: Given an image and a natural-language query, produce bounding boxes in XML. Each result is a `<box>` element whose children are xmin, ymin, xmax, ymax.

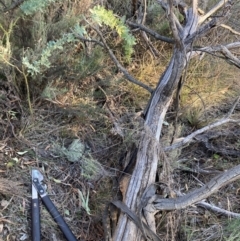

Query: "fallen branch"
<box><xmin>164</xmin><ymin>96</ymin><xmax>240</xmax><ymax>151</ymax></box>
<box><xmin>220</xmin><ymin>45</ymin><xmax>240</xmax><ymax>68</ymax></box>
<box><xmin>146</xmin><ymin>163</ymin><xmax>240</xmax><ymax>212</ymax></box>
<box><xmin>197</xmin><ymin>201</ymin><xmax>240</xmax><ymax>218</ymax></box>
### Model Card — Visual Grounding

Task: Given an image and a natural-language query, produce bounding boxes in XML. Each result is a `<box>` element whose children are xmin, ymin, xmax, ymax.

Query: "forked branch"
<box><xmin>147</xmin><ymin>163</ymin><xmax>240</xmax><ymax>211</ymax></box>
<box><xmin>164</xmin><ymin>96</ymin><xmax>240</xmax><ymax>151</ymax></box>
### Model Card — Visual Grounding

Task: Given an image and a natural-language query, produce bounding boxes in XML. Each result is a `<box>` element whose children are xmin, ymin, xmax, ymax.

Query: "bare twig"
<box><xmin>134</xmin><ymin>0</ymin><xmax>160</xmax><ymax>58</ymax></box>
<box><xmin>164</xmin><ymin>96</ymin><xmax>240</xmax><ymax>151</ymax></box>
<box><xmin>87</xmin><ymin>24</ymin><xmax>153</xmax><ymax>93</ymax></box>
<box><xmin>74</xmin><ymin>35</ymin><xmax>104</xmax><ymax>47</ymax></box>
<box><xmin>127</xmin><ymin>21</ymin><xmax>175</xmax><ymax>43</ymax></box>
<box><xmin>220</xmin><ymin>24</ymin><xmax>240</xmax><ymax>36</ymax></box>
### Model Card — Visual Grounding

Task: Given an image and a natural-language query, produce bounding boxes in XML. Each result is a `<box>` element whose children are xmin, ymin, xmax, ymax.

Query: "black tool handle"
<box><xmin>32</xmin><ymin>197</ymin><xmax>41</xmax><ymax>241</ymax></box>
<box><xmin>41</xmin><ymin>195</ymin><xmax>77</xmax><ymax>241</ymax></box>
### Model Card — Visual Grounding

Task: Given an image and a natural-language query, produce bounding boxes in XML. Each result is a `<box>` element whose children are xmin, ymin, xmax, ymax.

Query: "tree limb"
<box><xmin>199</xmin><ymin>42</ymin><xmax>240</xmax><ymax>52</ymax></box>
<box><xmin>192</xmin><ymin>42</ymin><xmax>240</xmax><ymax>68</ymax></box>
<box><xmin>220</xmin><ymin>45</ymin><xmax>240</xmax><ymax>68</ymax></box>
<box><xmin>111</xmin><ymin>200</ymin><xmax>161</xmax><ymax>241</ymax></box>
<box><xmin>147</xmin><ymin>164</ymin><xmax>240</xmax><ymax>211</ymax></box>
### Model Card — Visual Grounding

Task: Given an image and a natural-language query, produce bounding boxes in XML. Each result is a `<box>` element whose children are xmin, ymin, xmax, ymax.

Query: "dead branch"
<box><xmin>197</xmin><ymin>201</ymin><xmax>240</xmax><ymax>218</ymax></box>
<box><xmin>220</xmin><ymin>24</ymin><xmax>240</xmax><ymax>36</ymax></box>
<box><xmin>191</xmin><ymin>42</ymin><xmax>240</xmax><ymax>68</ymax></box>
<box><xmin>112</xmin><ymin>200</ymin><xmax>161</xmax><ymax>241</ymax></box>
<box><xmin>113</xmin><ymin>1</ymin><xmax>240</xmax><ymax>240</ymax></box>
<box><xmin>199</xmin><ymin>0</ymin><xmax>233</xmax><ymax>24</ymax></box>
<box><xmin>220</xmin><ymin>45</ymin><xmax>240</xmax><ymax>68</ymax></box>
<box><xmin>146</xmin><ymin>164</ymin><xmax>240</xmax><ymax>212</ymax></box>
<box><xmin>168</xmin><ymin>0</ymin><xmax>182</xmax><ymax>47</ymax></box>
<box><xmin>88</xmin><ymin>24</ymin><xmax>154</xmax><ymax>93</ymax></box>
<box><xmin>127</xmin><ymin>21</ymin><xmax>175</xmax><ymax>43</ymax></box>
<box><xmin>134</xmin><ymin>0</ymin><xmax>160</xmax><ymax>58</ymax></box>
<box><xmin>202</xmin><ymin>42</ymin><xmax>240</xmax><ymax>51</ymax></box>
<box><xmin>164</xmin><ymin>96</ymin><xmax>240</xmax><ymax>151</ymax></box>
<box><xmin>185</xmin><ymin>17</ymin><xmax>218</xmax><ymax>45</ymax></box>
<box><xmin>74</xmin><ymin>21</ymin><xmax>153</xmax><ymax>93</ymax></box>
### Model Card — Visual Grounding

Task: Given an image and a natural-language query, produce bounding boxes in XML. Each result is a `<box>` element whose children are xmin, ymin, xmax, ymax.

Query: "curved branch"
<box><xmin>164</xmin><ymin>96</ymin><xmax>240</xmax><ymax>151</ymax></box>
<box><xmin>89</xmin><ymin>25</ymin><xmax>154</xmax><ymax>93</ymax></box>
<box><xmin>148</xmin><ymin>164</ymin><xmax>240</xmax><ymax>211</ymax></box>
<box><xmin>220</xmin><ymin>24</ymin><xmax>240</xmax><ymax>36</ymax></box>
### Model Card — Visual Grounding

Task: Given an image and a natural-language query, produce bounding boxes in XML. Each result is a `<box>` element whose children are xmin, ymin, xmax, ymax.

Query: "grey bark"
<box><xmin>113</xmin><ymin>0</ymin><xmax>239</xmax><ymax>240</ymax></box>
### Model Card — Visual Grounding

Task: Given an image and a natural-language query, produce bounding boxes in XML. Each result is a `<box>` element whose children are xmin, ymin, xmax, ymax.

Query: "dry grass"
<box><xmin>0</xmin><ymin>1</ymin><xmax>240</xmax><ymax>240</ymax></box>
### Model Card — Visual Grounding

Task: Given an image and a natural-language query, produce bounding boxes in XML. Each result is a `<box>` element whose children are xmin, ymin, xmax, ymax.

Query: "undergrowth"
<box><xmin>0</xmin><ymin>0</ymin><xmax>240</xmax><ymax>240</ymax></box>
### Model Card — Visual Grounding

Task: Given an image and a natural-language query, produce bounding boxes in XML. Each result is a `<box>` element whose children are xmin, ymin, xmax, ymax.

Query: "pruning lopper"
<box><xmin>31</xmin><ymin>169</ymin><xmax>78</xmax><ymax>241</ymax></box>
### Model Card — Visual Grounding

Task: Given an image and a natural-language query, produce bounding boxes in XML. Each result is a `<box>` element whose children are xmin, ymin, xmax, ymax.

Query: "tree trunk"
<box><xmin>113</xmin><ymin>0</ymin><xmax>236</xmax><ymax>239</ymax></box>
<box><xmin>113</xmin><ymin>47</ymin><xmax>186</xmax><ymax>241</ymax></box>
<box><xmin>113</xmin><ymin>2</ymin><xmax>201</xmax><ymax>240</ymax></box>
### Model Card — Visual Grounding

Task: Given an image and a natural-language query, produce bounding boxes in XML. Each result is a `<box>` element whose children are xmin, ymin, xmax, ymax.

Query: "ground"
<box><xmin>1</xmin><ymin>70</ymin><xmax>240</xmax><ymax>240</ymax></box>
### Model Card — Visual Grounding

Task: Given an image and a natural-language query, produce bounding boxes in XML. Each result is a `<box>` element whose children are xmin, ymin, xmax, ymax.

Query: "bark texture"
<box><xmin>113</xmin><ymin>0</ymin><xmax>236</xmax><ymax>240</ymax></box>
